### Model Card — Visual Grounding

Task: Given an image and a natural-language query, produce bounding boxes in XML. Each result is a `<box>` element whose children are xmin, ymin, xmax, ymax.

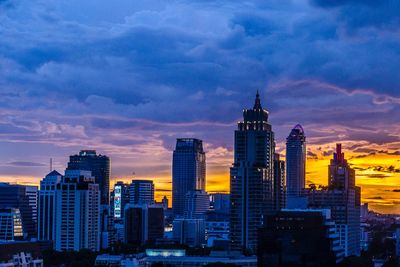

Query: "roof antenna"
<box><xmin>50</xmin><ymin>158</ymin><xmax>53</xmax><ymax>172</ymax></box>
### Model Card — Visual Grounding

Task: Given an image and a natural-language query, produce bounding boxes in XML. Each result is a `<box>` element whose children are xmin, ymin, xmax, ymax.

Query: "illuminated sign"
<box><xmin>114</xmin><ymin>185</ymin><xmax>122</xmax><ymax>218</ymax></box>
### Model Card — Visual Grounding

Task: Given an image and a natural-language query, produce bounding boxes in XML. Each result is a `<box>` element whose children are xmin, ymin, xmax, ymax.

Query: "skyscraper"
<box><xmin>66</xmin><ymin>150</ymin><xmax>110</xmax><ymax>205</ymax></box>
<box><xmin>273</xmin><ymin>153</ymin><xmax>285</xmax><ymax>210</ymax></box>
<box><xmin>286</xmin><ymin>124</ymin><xmax>306</xmax><ymax>207</ymax></box>
<box><xmin>111</xmin><ymin>181</ymin><xmax>130</xmax><ymax>219</ymax></box>
<box><xmin>37</xmin><ymin>170</ymin><xmax>62</xmax><ymax>241</ymax></box>
<box><xmin>129</xmin><ymin>180</ymin><xmax>155</xmax><ymax>205</ymax></box>
<box><xmin>0</xmin><ymin>208</ymin><xmax>23</xmax><ymax>241</ymax></box>
<box><xmin>230</xmin><ymin>91</ymin><xmax>275</xmax><ymax>252</ymax></box>
<box><xmin>54</xmin><ymin>170</ymin><xmax>100</xmax><ymax>251</ymax></box>
<box><xmin>172</xmin><ymin>138</ymin><xmax>206</xmax><ymax>217</ymax></box>
<box><xmin>307</xmin><ymin>144</ymin><xmax>361</xmax><ymax>256</ymax></box>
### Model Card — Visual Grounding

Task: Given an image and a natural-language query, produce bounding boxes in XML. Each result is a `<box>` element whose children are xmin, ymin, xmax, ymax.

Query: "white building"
<box><xmin>54</xmin><ymin>170</ymin><xmax>100</xmax><ymax>251</ymax></box>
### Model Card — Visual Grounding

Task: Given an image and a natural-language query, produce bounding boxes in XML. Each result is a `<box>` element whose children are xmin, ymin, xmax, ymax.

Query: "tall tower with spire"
<box><xmin>230</xmin><ymin>91</ymin><xmax>275</xmax><ymax>252</ymax></box>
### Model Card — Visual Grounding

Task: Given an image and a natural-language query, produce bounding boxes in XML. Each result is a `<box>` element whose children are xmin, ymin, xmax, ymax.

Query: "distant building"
<box><xmin>307</xmin><ymin>144</ymin><xmax>361</xmax><ymax>257</ymax></box>
<box><xmin>66</xmin><ymin>150</ymin><xmax>110</xmax><ymax>205</ymax></box>
<box><xmin>0</xmin><ymin>208</ymin><xmax>23</xmax><ymax>241</ymax></box>
<box><xmin>230</xmin><ymin>92</ymin><xmax>275</xmax><ymax>252</ymax></box>
<box><xmin>286</xmin><ymin>124</ymin><xmax>306</xmax><ymax>208</ymax></box>
<box><xmin>258</xmin><ymin>209</ymin><xmax>344</xmax><ymax>267</ymax></box>
<box><xmin>172</xmin><ymin>138</ymin><xmax>206</xmax><ymax>217</ymax></box>
<box><xmin>162</xmin><ymin>196</ymin><xmax>169</xmax><ymax>210</ymax></box>
<box><xmin>111</xmin><ymin>181</ymin><xmax>130</xmax><ymax>219</ymax></box>
<box><xmin>129</xmin><ymin>180</ymin><xmax>154</xmax><ymax>205</ymax></box>
<box><xmin>0</xmin><ymin>183</ymin><xmax>37</xmax><ymax>239</ymax></box>
<box><xmin>124</xmin><ymin>204</ymin><xmax>164</xmax><ymax>246</ymax></box>
<box><xmin>37</xmin><ymin>170</ymin><xmax>62</xmax><ymax>241</ymax></box>
<box><xmin>206</xmin><ymin>221</ymin><xmax>229</xmax><ymax>248</ymax></box>
<box><xmin>273</xmin><ymin>153</ymin><xmax>285</xmax><ymax>210</ymax></box>
<box><xmin>184</xmin><ymin>190</ymin><xmax>209</xmax><ymax>219</ymax></box>
<box><xmin>173</xmin><ymin>218</ymin><xmax>205</xmax><ymax>247</ymax></box>
<box><xmin>54</xmin><ymin>170</ymin><xmax>100</xmax><ymax>251</ymax></box>
<box><xmin>210</xmin><ymin>193</ymin><xmax>230</xmax><ymax>214</ymax></box>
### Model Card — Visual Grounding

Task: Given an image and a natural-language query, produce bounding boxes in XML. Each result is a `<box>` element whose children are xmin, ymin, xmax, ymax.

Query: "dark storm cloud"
<box><xmin>0</xmin><ymin>0</ymin><xmax>399</xmax><ymax>179</ymax></box>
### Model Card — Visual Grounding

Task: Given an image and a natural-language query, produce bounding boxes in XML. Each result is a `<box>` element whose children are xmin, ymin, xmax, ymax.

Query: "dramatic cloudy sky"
<box><xmin>1</xmin><ymin>0</ymin><xmax>400</xmax><ymax>213</ymax></box>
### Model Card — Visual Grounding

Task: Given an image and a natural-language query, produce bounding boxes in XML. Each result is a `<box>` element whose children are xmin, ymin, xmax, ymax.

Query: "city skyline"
<box><xmin>1</xmin><ymin>1</ymin><xmax>400</xmax><ymax>215</ymax></box>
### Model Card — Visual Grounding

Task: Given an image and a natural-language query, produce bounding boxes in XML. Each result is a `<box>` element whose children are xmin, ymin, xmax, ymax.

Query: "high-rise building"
<box><xmin>172</xmin><ymin>138</ymin><xmax>206</xmax><ymax>217</ymax></box>
<box><xmin>124</xmin><ymin>204</ymin><xmax>164</xmax><ymax>246</ymax></box>
<box><xmin>129</xmin><ymin>180</ymin><xmax>154</xmax><ymax>205</ymax></box>
<box><xmin>111</xmin><ymin>181</ymin><xmax>130</xmax><ymax>219</ymax></box>
<box><xmin>307</xmin><ymin>144</ymin><xmax>361</xmax><ymax>256</ymax></box>
<box><xmin>37</xmin><ymin>170</ymin><xmax>62</xmax><ymax>241</ymax></box>
<box><xmin>286</xmin><ymin>124</ymin><xmax>306</xmax><ymax>207</ymax></box>
<box><xmin>184</xmin><ymin>190</ymin><xmax>209</xmax><ymax>219</ymax></box>
<box><xmin>0</xmin><ymin>183</ymin><xmax>37</xmax><ymax>239</ymax></box>
<box><xmin>273</xmin><ymin>153</ymin><xmax>285</xmax><ymax>210</ymax></box>
<box><xmin>258</xmin><ymin>209</ymin><xmax>344</xmax><ymax>266</ymax></box>
<box><xmin>54</xmin><ymin>170</ymin><xmax>100</xmax><ymax>251</ymax></box>
<box><xmin>66</xmin><ymin>150</ymin><xmax>110</xmax><ymax>205</ymax></box>
<box><xmin>173</xmin><ymin>218</ymin><xmax>205</xmax><ymax>247</ymax></box>
<box><xmin>210</xmin><ymin>193</ymin><xmax>230</xmax><ymax>214</ymax></box>
<box><xmin>0</xmin><ymin>208</ymin><xmax>23</xmax><ymax>241</ymax></box>
<box><xmin>230</xmin><ymin>92</ymin><xmax>275</xmax><ymax>252</ymax></box>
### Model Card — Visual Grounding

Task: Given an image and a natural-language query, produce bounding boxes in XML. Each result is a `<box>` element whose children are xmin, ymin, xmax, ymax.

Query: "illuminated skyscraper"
<box><xmin>111</xmin><ymin>181</ymin><xmax>130</xmax><ymax>219</ymax></box>
<box><xmin>230</xmin><ymin>91</ymin><xmax>275</xmax><ymax>252</ymax></box>
<box><xmin>286</xmin><ymin>124</ymin><xmax>306</xmax><ymax>207</ymax></box>
<box><xmin>66</xmin><ymin>150</ymin><xmax>110</xmax><ymax>205</ymax></box>
<box><xmin>129</xmin><ymin>180</ymin><xmax>154</xmax><ymax>205</ymax></box>
<box><xmin>172</xmin><ymin>138</ymin><xmax>206</xmax><ymax>217</ymax></box>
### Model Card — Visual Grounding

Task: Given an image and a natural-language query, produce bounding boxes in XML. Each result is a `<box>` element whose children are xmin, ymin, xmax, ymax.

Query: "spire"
<box><xmin>254</xmin><ymin>90</ymin><xmax>262</xmax><ymax>109</ymax></box>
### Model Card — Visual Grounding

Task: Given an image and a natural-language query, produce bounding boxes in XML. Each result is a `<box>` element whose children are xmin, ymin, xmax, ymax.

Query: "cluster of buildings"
<box><xmin>0</xmin><ymin>92</ymin><xmax>365</xmax><ymax>266</ymax></box>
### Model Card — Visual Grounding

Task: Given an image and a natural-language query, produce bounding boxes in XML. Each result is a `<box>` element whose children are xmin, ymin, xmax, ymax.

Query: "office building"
<box><xmin>124</xmin><ymin>204</ymin><xmax>164</xmax><ymax>246</ymax></box>
<box><xmin>162</xmin><ymin>196</ymin><xmax>169</xmax><ymax>210</ymax></box>
<box><xmin>273</xmin><ymin>153</ymin><xmax>285</xmax><ymax>210</ymax></box>
<box><xmin>258</xmin><ymin>209</ymin><xmax>344</xmax><ymax>267</ymax></box>
<box><xmin>129</xmin><ymin>180</ymin><xmax>154</xmax><ymax>205</ymax></box>
<box><xmin>286</xmin><ymin>124</ymin><xmax>306</xmax><ymax>207</ymax></box>
<box><xmin>66</xmin><ymin>150</ymin><xmax>110</xmax><ymax>205</ymax></box>
<box><xmin>210</xmin><ymin>193</ymin><xmax>230</xmax><ymax>214</ymax></box>
<box><xmin>173</xmin><ymin>218</ymin><xmax>205</xmax><ymax>247</ymax></box>
<box><xmin>172</xmin><ymin>138</ymin><xmax>206</xmax><ymax>217</ymax></box>
<box><xmin>54</xmin><ymin>170</ymin><xmax>100</xmax><ymax>251</ymax></box>
<box><xmin>0</xmin><ymin>183</ymin><xmax>37</xmax><ymax>239</ymax></box>
<box><xmin>37</xmin><ymin>170</ymin><xmax>62</xmax><ymax>241</ymax></box>
<box><xmin>206</xmin><ymin>221</ymin><xmax>230</xmax><ymax>248</ymax></box>
<box><xmin>307</xmin><ymin>144</ymin><xmax>361</xmax><ymax>256</ymax></box>
<box><xmin>230</xmin><ymin>91</ymin><xmax>275</xmax><ymax>252</ymax></box>
<box><xmin>111</xmin><ymin>181</ymin><xmax>130</xmax><ymax>219</ymax></box>
<box><xmin>0</xmin><ymin>208</ymin><xmax>23</xmax><ymax>241</ymax></box>
<box><xmin>184</xmin><ymin>190</ymin><xmax>209</xmax><ymax>219</ymax></box>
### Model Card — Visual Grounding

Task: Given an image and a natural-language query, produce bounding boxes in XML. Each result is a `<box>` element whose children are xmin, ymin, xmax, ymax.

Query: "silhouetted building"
<box><xmin>66</xmin><ymin>150</ymin><xmax>110</xmax><ymax>205</ymax></box>
<box><xmin>307</xmin><ymin>144</ymin><xmax>361</xmax><ymax>256</ymax></box>
<box><xmin>273</xmin><ymin>153</ymin><xmax>285</xmax><ymax>210</ymax></box>
<box><xmin>230</xmin><ymin>92</ymin><xmax>275</xmax><ymax>252</ymax></box>
<box><xmin>124</xmin><ymin>204</ymin><xmax>164</xmax><ymax>246</ymax></box>
<box><xmin>286</xmin><ymin>124</ymin><xmax>306</xmax><ymax>208</ymax></box>
<box><xmin>173</xmin><ymin>218</ymin><xmax>205</xmax><ymax>247</ymax></box>
<box><xmin>172</xmin><ymin>138</ymin><xmax>206</xmax><ymax>217</ymax></box>
<box><xmin>0</xmin><ymin>183</ymin><xmax>37</xmax><ymax>239</ymax></box>
<box><xmin>258</xmin><ymin>209</ymin><xmax>344</xmax><ymax>267</ymax></box>
<box><xmin>54</xmin><ymin>170</ymin><xmax>100</xmax><ymax>251</ymax></box>
<box><xmin>37</xmin><ymin>170</ymin><xmax>62</xmax><ymax>241</ymax></box>
<box><xmin>111</xmin><ymin>181</ymin><xmax>130</xmax><ymax>219</ymax></box>
<box><xmin>210</xmin><ymin>193</ymin><xmax>230</xmax><ymax>214</ymax></box>
<box><xmin>184</xmin><ymin>190</ymin><xmax>209</xmax><ymax>219</ymax></box>
<box><xmin>129</xmin><ymin>180</ymin><xmax>154</xmax><ymax>205</ymax></box>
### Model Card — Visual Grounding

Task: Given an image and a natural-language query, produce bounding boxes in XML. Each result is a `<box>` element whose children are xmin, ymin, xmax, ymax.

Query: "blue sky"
<box><xmin>1</xmin><ymin>0</ymin><xmax>400</xmax><ymax>211</ymax></box>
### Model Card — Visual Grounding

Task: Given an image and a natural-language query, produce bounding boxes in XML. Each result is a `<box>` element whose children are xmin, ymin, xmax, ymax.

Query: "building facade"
<box><xmin>184</xmin><ymin>190</ymin><xmax>209</xmax><ymax>219</ymax></box>
<box><xmin>129</xmin><ymin>180</ymin><xmax>154</xmax><ymax>205</ymax></box>
<box><xmin>230</xmin><ymin>92</ymin><xmax>275</xmax><ymax>252</ymax></box>
<box><xmin>173</xmin><ymin>218</ymin><xmax>205</xmax><ymax>247</ymax></box>
<box><xmin>111</xmin><ymin>181</ymin><xmax>130</xmax><ymax>220</ymax></box>
<box><xmin>0</xmin><ymin>208</ymin><xmax>23</xmax><ymax>241</ymax></box>
<box><xmin>37</xmin><ymin>170</ymin><xmax>62</xmax><ymax>241</ymax></box>
<box><xmin>258</xmin><ymin>209</ymin><xmax>344</xmax><ymax>267</ymax></box>
<box><xmin>273</xmin><ymin>153</ymin><xmax>285</xmax><ymax>210</ymax></box>
<box><xmin>54</xmin><ymin>170</ymin><xmax>100</xmax><ymax>251</ymax></box>
<box><xmin>172</xmin><ymin>138</ymin><xmax>206</xmax><ymax>217</ymax></box>
<box><xmin>66</xmin><ymin>150</ymin><xmax>110</xmax><ymax>205</ymax></box>
<box><xmin>286</xmin><ymin>124</ymin><xmax>306</xmax><ymax>207</ymax></box>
